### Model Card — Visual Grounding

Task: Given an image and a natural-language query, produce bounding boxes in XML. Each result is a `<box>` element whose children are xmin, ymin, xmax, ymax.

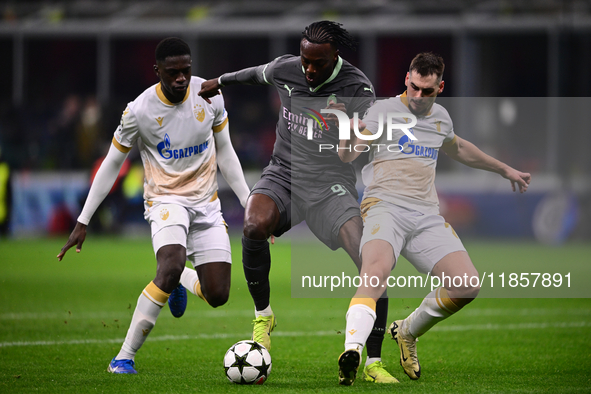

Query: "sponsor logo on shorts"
<box><xmin>371</xmin><ymin>224</ymin><xmax>380</xmax><ymax>235</ymax></box>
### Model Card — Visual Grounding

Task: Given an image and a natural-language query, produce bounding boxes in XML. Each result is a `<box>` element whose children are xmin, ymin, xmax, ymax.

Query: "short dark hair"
<box><xmin>302</xmin><ymin>20</ymin><xmax>357</xmax><ymax>51</ymax></box>
<box><xmin>409</xmin><ymin>52</ymin><xmax>445</xmax><ymax>81</ymax></box>
<box><xmin>155</xmin><ymin>37</ymin><xmax>191</xmax><ymax>63</ymax></box>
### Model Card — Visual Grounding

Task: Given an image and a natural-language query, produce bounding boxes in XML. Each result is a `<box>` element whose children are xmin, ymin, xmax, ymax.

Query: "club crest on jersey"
<box><xmin>434</xmin><ymin>120</ymin><xmax>442</xmax><ymax>132</ymax></box>
<box><xmin>157</xmin><ymin>133</ymin><xmax>209</xmax><ymax>160</ymax></box>
<box><xmin>193</xmin><ymin>104</ymin><xmax>205</xmax><ymax>122</ymax></box>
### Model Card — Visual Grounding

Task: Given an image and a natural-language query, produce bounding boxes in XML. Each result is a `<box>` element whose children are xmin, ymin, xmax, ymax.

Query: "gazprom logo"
<box><xmin>157</xmin><ymin>133</ymin><xmax>172</xmax><ymax>159</ymax></box>
<box><xmin>398</xmin><ymin>134</ymin><xmax>415</xmax><ymax>154</ymax></box>
<box><xmin>157</xmin><ymin>133</ymin><xmax>209</xmax><ymax>160</ymax></box>
<box><xmin>397</xmin><ymin>131</ymin><xmax>439</xmax><ymax>159</ymax></box>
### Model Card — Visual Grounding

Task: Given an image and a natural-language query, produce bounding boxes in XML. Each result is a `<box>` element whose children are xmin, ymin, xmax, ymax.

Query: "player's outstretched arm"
<box><xmin>441</xmin><ymin>135</ymin><xmax>531</xmax><ymax>193</ymax></box>
<box><xmin>56</xmin><ymin>144</ymin><xmax>129</xmax><ymax>260</ymax></box>
<box><xmin>214</xmin><ymin>123</ymin><xmax>250</xmax><ymax>207</ymax></box>
<box><xmin>199</xmin><ymin>62</ymin><xmax>277</xmax><ymax>104</ymax></box>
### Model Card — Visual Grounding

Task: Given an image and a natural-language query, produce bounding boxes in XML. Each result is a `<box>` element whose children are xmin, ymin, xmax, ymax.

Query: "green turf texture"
<box><xmin>1</xmin><ymin>237</ymin><xmax>590</xmax><ymax>393</ymax></box>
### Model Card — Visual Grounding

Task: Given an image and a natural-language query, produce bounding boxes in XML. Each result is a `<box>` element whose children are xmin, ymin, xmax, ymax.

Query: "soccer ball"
<box><xmin>223</xmin><ymin>340</ymin><xmax>272</xmax><ymax>384</ymax></box>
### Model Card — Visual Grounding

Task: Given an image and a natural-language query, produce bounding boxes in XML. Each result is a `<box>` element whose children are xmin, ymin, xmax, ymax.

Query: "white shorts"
<box><xmin>360</xmin><ymin>201</ymin><xmax>466</xmax><ymax>274</ymax></box>
<box><xmin>144</xmin><ymin>199</ymin><xmax>231</xmax><ymax>267</ymax></box>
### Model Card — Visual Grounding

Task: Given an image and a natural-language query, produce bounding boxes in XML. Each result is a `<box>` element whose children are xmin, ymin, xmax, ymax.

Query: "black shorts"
<box><xmin>250</xmin><ymin>163</ymin><xmax>360</xmax><ymax>250</ymax></box>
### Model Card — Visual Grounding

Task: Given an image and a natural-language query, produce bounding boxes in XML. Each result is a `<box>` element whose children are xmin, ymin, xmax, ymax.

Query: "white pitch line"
<box><xmin>2</xmin><ymin>307</ymin><xmax>590</xmax><ymax>321</ymax></box>
<box><xmin>1</xmin><ymin>322</ymin><xmax>590</xmax><ymax>348</ymax></box>
<box><xmin>462</xmin><ymin>308</ymin><xmax>591</xmax><ymax>317</ymax></box>
<box><xmin>0</xmin><ymin>309</ymin><xmax>255</xmax><ymax>321</ymax></box>
<box><xmin>430</xmin><ymin>321</ymin><xmax>591</xmax><ymax>332</ymax></box>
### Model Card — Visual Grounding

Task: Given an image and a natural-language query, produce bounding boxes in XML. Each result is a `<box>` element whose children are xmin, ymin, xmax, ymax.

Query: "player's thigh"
<box><xmin>431</xmin><ymin>251</ymin><xmax>478</xmax><ymax>280</ymax></box>
<box><xmin>249</xmin><ymin>171</ymin><xmax>294</xmax><ymax>237</ymax></box>
<box><xmin>338</xmin><ymin>216</ymin><xmax>364</xmax><ymax>269</ymax></box>
<box><xmin>186</xmin><ymin>199</ymin><xmax>232</xmax><ymax>268</ymax></box>
<box><xmin>360</xmin><ymin>201</ymin><xmax>409</xmax><ymax>266</ymax></box>
<box><xmin>145</xmin><ymin>202</ymin><xmax>190</xmax><ymax>255</ymax></box>
<box><xmin>303</xmin><ymin>181</ymin><xmax>360</xmax><ymax>251</ymax></box>
<box><xmin>402</xmin><ymin>214</ymin><xmax>467</xmax><ymax>275</ymax></box>
<box><xmin>361</xmin><ymin>239</ymin><xmax>396</xmax><ymax>281</ymax></box>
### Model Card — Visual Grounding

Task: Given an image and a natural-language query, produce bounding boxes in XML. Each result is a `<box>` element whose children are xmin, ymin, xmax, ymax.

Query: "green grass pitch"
<box><xmin>1</xmin><ymin>236</ymin><xmax>590</xmax><ymax>393</ymax></box>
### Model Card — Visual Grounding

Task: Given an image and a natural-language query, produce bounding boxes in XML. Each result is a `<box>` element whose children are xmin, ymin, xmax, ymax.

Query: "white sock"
<box><xmin>180</xmin><ymin>266</ymin><xmax>210</xmax><ymax>303</ymax></box>
<box><xmin>180</xmin><ymin>266</ymin><xmax>200</xmax><ymax>296</ymax></box>
<box><xmin>365</xmin><ymin>357</ymin><xmax>381</xmax><ymax>367</ymax></box>
<box><xmin>255</xmin><ymin>305</ymin><xmax>273</xmax><ymax>318</ymax></box>
<box><xmin>344</xmin><ymin>302</ymin><xmax>376</xmax><ymax>352</ymax></box>
<box><xmin>406</xmin><ymin>287</ymin><xmax>460</xmax><ymax>338</ymax></box>
<box><xmin>116</xmin><ymin>282</ymin><xmax>169</xmax><ymax>360</ymax></box>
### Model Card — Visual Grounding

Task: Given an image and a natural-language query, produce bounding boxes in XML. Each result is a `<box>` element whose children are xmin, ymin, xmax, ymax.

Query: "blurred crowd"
<box><xmin>0</xmin><ymin>93</ymin><xmax>278</xmax><ymax>172</ymax></box>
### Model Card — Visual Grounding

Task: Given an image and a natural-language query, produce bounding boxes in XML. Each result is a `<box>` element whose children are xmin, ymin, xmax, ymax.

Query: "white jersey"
<box><xmin>113</xmin><ymin>76</ymin><xmax>227</xmax><ymax>208</ymax></box>
<box><xmin>361</xmin><ymin>92</ymin><xmax>456</xmax><ymax>215</ymax></box>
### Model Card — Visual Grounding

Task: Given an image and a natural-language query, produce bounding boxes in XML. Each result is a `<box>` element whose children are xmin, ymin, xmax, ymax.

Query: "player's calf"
<box><xmin>431</xmin><ymin>250</ymin><xmax>479</xmax><ymax>307</ymax></box>
<box><xmin>446</xmin><ymin>281</ymin><xmax>480</xmax><ymax>307</ymax></box>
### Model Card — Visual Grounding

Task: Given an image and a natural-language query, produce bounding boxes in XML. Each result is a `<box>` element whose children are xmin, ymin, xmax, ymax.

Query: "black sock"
<box><xmin>242</xmin><ymin>236</ymin><xmax>271</xmax><ymax>311</ymax></box>
<box><xmin>366</xmin><ymin>292</ymin><xmax>388</xmax><ymax>359</ymax></box>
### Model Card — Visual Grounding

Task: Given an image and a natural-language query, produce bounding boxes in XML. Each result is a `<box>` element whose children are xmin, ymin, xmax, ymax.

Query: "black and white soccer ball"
<box><xmin>223</xmin><ymin>340</ymin><xmax>272</xmax><ymax>384</ymax></box>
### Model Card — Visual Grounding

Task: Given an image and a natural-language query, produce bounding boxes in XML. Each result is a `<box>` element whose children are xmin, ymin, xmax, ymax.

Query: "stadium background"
<box><xmin>1</xmin><ymin>1</ymin><xmax>590</xmax><ymax>392</ymax></box>
<box><xmin>1</xmin><ymin>0</ymin><xmax>590</xmax><ymax>241</ymax></box>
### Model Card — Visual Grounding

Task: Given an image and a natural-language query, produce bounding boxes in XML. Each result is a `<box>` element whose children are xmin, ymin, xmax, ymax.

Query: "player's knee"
<box><xmin>448</xmin><ymin>281</ymin><xmax>480</xmax><ymax>305</ymax></box>
<box><xmin>469</xmin><ymin>282</ymin><xmax>481</xmax><ymax>299</ymax></box>
<box><xmin>458</xmin><ymin>284</ymin><xmax>480</xmax><ymax>301</ymax></box>
<box><xmin>364</xmin><ymin>266</ymin><xmax>390</xmax><ymax>286</ymax></box>
<box><xmin>203</xmin><ymin>286</ymin><xmax>230</xmax><ymax>308</ymax></box>
<box><xmin>243</xmin><ymin>200</ymin><xmax>278</xmax><ymax>240</ymax></box>
<box><xmin>159</xmin><ymin>265</ymin><xmax>184</xmax><ymax>290</ymax></box>
<box><xmin>243</xmin><ymin>220</ymin><xmax>269</xmax><ymax>240</ymax></box>
<box><xmin>155</xmin><ymin>247</ymin><xmax>186</xmax><ymax>292</ymax></box>
<box><xmin>464</xmin><ymin>269</ymin><xmax>481</xmax><ymax>300</ymax></box>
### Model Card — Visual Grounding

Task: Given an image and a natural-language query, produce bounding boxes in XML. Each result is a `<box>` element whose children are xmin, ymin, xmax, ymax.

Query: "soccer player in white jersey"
<box><xmin>335</xmin><ymin>52</ymin><xmax>531</xmax><ymax>384</ymax></box>
<box><xmin>57</xmin><ymin>38</ymin><xmax>250</xmax><ymax>374</ymax></box>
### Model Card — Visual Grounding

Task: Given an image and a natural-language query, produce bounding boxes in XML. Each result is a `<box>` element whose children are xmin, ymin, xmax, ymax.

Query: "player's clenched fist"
<box><xmin>198</xmin><ymin>78</ymin><xmax>221</xmax><ymax>103</ymax></box>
